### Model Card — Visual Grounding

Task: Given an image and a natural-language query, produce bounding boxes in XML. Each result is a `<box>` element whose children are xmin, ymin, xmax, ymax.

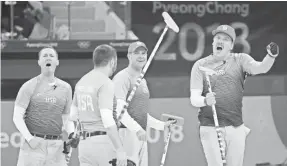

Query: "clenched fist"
<box><xmin>267</xmin><ymin>42</ymin><xmax>279</xmax><ymax>58</ymax></box>
<box><xmin>115</xmin><ymin>148</ymin><xmax>127</xmax><ymax>166</ymax></box>
<box><xmin>204</xmin><ymin>92</ymin><xmax>216</xmax><ymax>106</ymax></box>
<box><xmin>67</xmin><ymin>132</ymin><xmax>80</xmax><ymax>148</ymax></box>
<box><xmin>164</xmin><ymin>119</ymin><xmax>177</xmax><ymax>128</ymax></box>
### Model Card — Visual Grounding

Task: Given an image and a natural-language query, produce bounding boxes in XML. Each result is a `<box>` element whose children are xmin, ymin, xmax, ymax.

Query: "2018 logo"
<box><xmin>1</xmin><ymin>132</ymin><xmax>24</xmax><ymax>148</ymax></box>
<box><xmin>146</xmin><ymin>125</ymin><xmax>184</xmax><ymax>143</ymax></box>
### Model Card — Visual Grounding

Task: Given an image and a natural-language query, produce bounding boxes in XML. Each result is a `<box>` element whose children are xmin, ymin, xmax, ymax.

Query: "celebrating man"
<box><xmin>189</xmin><ymin>25</ymin><xmax>279</xmax><ymax>166</ymax></box>
<box><xmin>113</xmin><ymin>41</ymin><xmax>176</xmax><ymax>166</ymax></box>
<box><xmin>13</xmin><ymin>47</ymin><xmax>74</xmax><ymax>166</ymax></box>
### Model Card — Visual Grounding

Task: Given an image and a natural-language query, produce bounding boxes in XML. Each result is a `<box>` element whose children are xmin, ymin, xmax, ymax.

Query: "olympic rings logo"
<box><xmin>77</xmin><ymin>41</ymin><xmax>91</xmax><ymax>49</ymax></box>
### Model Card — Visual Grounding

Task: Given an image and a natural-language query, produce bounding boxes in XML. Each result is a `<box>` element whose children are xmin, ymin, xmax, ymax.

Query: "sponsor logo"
<box><xmin>26</xmin><ymin>42</ymin><xmax>58</xmax><ymax>48</ymax></box>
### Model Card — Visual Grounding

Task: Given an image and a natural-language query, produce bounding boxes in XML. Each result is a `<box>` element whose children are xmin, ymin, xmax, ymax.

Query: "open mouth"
<box><xmin>216</xmin><ymin>46</ymin><xmax>223</xmax><ymax>51</ymax></box>
<box><xmin>46</xmin><ymin>63</ymin><xmax>51</xmax><ymax>67</ymax></box>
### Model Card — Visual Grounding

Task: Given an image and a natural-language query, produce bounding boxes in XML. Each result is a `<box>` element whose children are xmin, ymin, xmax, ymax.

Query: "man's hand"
<box><xmin>116</xmin><ymin>148</ymin><xmax>127</xmax><ymax>166</ymax></box>
<box><xmin>63</xmin><ymin>142</ymin><xmax>72</xmax><ymax>163</ymax></box>
<box><xmin>204</xmin><ymin>92</ymin><xmax>216</xmax><ymax>106</ymax></box>
<box><xmin>28</xmin><ymin>137</ymin><xmax>42</xmax><ymax>149</ymax></box>
<box><xmin>64</xmin><ymin>149</ymin><xmax>72</xmax><ymax>164</ymax></box>
<box><xmin>136</xmin><ymin>129</ymin><xmax>147</xmax><ymax>141</ymax></box>
<box><xmin>65</xmin><ymin>132</ymin><xmax>80</xmax><ymax>149</ymax></box>
<box><xmin>164</xmin><ymin>119</ymin><xmax>177</xmax><ymax>128</ymax></box>
<box><xmin>267</xmin><ymin>42</ymin><xmax>279</xmax><ymax>58</ymax></box>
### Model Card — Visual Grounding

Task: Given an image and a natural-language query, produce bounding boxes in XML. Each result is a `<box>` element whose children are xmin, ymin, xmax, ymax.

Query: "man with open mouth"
<box><xmin>13</xmin><ymin>47</ymin><xmax>74</xmax><ymax>166</ymax></box>
<box><xmin>112</xmin><ymin>41</ymin><xmax>176</xmax><ymax>166</ymax></box>
<box><xmin>189</xmin><ymin>25</ymin><xmax>279</xmax><ymax>166</ymax></box>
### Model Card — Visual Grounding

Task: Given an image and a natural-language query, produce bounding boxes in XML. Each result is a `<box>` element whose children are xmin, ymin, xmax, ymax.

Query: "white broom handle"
<box><xmin>160</xmin><ymin>128</ymin><xmax>172</xmax><ymax>166</ymax></box>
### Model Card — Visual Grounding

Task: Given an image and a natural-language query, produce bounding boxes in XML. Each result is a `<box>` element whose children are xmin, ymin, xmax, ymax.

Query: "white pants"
<box><xmin>78</xmin><ymin>135</ymin><xmax>116</xmax><ymax>166</ymax></box>
<box><xmin>17</xmin><ymin>138</ymin><xmax>67</xmax><ymax>166</ymax></box>
<box><xmin>200</xmin><ymin>124</ymin><xmax>251</xmax><ymax>166</ymax></box>
<box><xmin>119</xmin><ymin>128</ymin><xmax>148</xmax><ymax>166</ymax></box>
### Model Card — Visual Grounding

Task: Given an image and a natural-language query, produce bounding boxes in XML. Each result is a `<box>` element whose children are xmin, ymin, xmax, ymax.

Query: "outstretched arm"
<box><xmin>240</xmin><ymin>42</ymin><xmax>279</xmax><ymax>75</ymax></box>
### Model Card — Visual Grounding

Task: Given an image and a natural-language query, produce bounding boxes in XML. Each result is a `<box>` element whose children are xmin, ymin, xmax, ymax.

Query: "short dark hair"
<box><xmin>93</xmin><ymin>44</ymin><xmax>117</xmax><ymax>67</ymax></box>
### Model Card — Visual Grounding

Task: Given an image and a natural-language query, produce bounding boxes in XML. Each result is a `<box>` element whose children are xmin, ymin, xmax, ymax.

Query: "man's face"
<box><xmin>38</xmin><ymin>48</ymin><xmax>59</xmax><ymax>74</ymax></box>
<box><xmin>129</xmin><ymin>47</ymin><xmax>147</xmax><ymax>69</ymax></box>
<box><xmin>212</xmin><ymin>33</ymin><xmax>234</xmax><ymax>58</ymax></box>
